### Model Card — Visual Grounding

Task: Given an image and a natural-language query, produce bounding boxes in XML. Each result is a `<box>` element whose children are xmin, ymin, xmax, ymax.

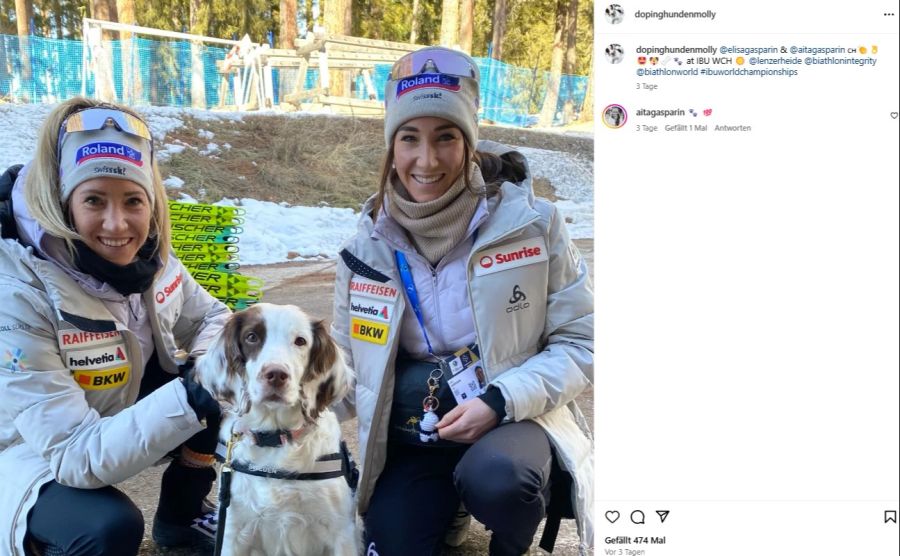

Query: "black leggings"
<box><xmin>25</xmin><ymin>351</ymin><xmax>215</xmax><ymax>556</ymax></box>
<box><xmin>26</xmin><ymin>482</ymin><xmax>144</xmax><ymax>556</ymax></box>
<box><xmin>364</xmin><ymin>420</ymin><xmax>554</xmax><ymax>556</ymax></box>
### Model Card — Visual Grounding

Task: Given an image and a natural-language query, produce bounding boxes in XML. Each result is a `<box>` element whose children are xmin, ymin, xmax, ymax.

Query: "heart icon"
<box><xmin>892</xmin><ymin>112</ymin><xmax>898</xmax><ymax>119</ymax></box>
<box><xmin>605</xmin><ymin>510</ymin><xmax>620</xmax><ymax>523</ymax></box>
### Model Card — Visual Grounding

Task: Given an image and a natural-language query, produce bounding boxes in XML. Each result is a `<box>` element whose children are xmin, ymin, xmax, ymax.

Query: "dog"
<box><xmin>605</xmin><ymin>3</ymin><xmax>624</xmax><ymax>24</ymax></box>
<box><xmin>605</xmin><ymin>43</ymin><xmax>624</xmax><ymax>64</ymax></box>
<box><xmin>193</xmin><ymin>303</ymin><xmax>358</xmax><ymax>556</ymax></box>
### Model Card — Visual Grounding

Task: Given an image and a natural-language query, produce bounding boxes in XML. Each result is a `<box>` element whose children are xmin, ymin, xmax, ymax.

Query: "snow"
<box><xmin>163</xmin><ymin>176</ymin><xmax>185</xmax><ymax>189</ymax></box>
<box><xmin>0</xmin><ymin>104</ymin><xmax>593</xmax><ymax>265</ymax></box>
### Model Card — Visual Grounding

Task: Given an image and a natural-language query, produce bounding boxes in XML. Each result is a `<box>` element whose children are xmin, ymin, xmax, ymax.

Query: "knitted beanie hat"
<box><xmin>383</xmin><ymin>46</ymin><xmax>481</xmax><ymax>148</ymax></box>
<box><xmin>59</xmin><ymin>119</ymin><xmax>155</xmax><ymax>205</ymax></box>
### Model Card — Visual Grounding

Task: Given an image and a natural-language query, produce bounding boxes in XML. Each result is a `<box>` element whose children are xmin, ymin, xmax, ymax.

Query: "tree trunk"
<box><xmin>580</xmin><ymin>57</ymin><xmax>593</xmax><ymax>122</ymax></box>
<box><xmin>52</xmin><ymin>0</ymin><xmax>63</xmax><ymax>39</ymax></box>
<box><xmin>117</xmin><ymin>0</ymin><xmax>142</xmax><ymax>105</ymax></box>
<box><xmin>538</xmin><ymin>0</ymin><xmax>565</xmax><ymax>127</ymax></box>
<box><xmin>14</xmin><ymin>0</ymin><xmax>31</xmax><ymax>100</ymax></box>
<box><xmin>440</xmin><ymin>0</ymin><xmax>459</xmax><ymax>47</ymax></box>
<box><xmin>562</xmin><ymin>0</ymin><xmax>578</xmax><ymax>123</ymax></box>
<box><xmin>410</xmin><ymin>0</ymin><xmax>420</xmax><ymax>44</ymax></box>
<box><xmin>190</xmin><ymin>0</ymin><xmax>207</xmax><ymax>109</ymax></box>
<box><xmin>323</xmin><ymin>0</ymin><xmax>352</xmax><ymax>97</ymax></box>
<box><xmin>280</xmin><ymin>0</ymin><xmax>297</xmax><ymax>48</ymax></box>
<box><xmin>459</xmin><ymin>0</ymin><xmax>473</xmax><ymax>54</ymax></box>
<box><xmin>490</xmin><ymin>0</ymin><xmax>506</xmax><ymax>60</ymax></box>
<box><xmin>92</xmin><ymin>0</ymin><xmax>117</xmax><ymax>38</ymax></box>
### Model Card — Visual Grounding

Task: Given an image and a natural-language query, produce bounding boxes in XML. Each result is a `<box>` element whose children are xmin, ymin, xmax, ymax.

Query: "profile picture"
<box><xmin>605</xmin><ymin>44</ymin><xmax>624</xmax><ymax>64</ymax></box>
<box><xmin>602</xmin><ymin>104</ymin><xmax>627</xmax><ymax>129</ymax></box>
<box><xmin>474</xmin><ymin>365</ymin><xmax>487</xmax><ymax>390</ymax></box>
<box><xmin>605</xmin><ymin>4</ymin><xmax>625</xmax><ymax>24</ymax></box>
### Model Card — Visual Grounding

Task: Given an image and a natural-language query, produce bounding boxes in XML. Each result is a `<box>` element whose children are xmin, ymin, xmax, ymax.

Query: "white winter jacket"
<box><xmin>331</xmin><ymin>141</ymin><xmax>594</xmax><ymax>550</ymax></box>
<box><xmin>0</xmin><ymin>172</ymin><xmax>229</xmax><ymax>556</ymax></box>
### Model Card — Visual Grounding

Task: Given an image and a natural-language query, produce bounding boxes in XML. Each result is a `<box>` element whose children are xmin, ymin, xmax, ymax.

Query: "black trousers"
<box><xmin>364</xmin><ymin>420</ymin><xmax>555</xmax><ymax>556</ymax></box>
<box><xmin>25</xmin><ymin>351</ymin><xmax>217</xmax><ymax>555</ymax></box>
<box><xmin>26</xmin><ymin>482</ymin><xmax>144</xmax><ymax>556</ymax></box>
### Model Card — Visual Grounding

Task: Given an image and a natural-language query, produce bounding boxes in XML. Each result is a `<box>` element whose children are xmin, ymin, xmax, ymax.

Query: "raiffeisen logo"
<box><xmin>396</xmin><ymin>73</ymin><xmax>461</xmax><ymax>97</ymax></box>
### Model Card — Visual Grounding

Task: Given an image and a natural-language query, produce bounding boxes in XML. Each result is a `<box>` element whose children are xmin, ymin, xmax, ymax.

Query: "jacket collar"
<box><xmin>360</xmin><ymin>142</ymin><xmax>539</xmax><ymax>253</ymax></box>
<box><xmin>11</xmin><ymin>163</ymin><xmax>136</xmax><ymax>302</ymax></box>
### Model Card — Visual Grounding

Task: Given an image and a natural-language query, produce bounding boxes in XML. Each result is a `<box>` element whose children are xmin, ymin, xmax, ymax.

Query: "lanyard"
<box><xmin>394</xmin><ymin>250</ymin><xmax>435</xmax><ymax>356</ymax></box>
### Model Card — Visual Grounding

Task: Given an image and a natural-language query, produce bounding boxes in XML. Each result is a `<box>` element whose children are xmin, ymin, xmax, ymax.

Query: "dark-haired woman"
<box><xmin>331</xmin><ymin>47</ymin><xmax>594</xmax><ymax>556</ymax></box>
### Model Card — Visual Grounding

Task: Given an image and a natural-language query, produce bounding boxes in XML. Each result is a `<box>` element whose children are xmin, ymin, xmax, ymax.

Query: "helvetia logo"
<box><xmin>350</xmin><ymin>302</ymin><xmax>390</xmax><ymax>320</ymax></box>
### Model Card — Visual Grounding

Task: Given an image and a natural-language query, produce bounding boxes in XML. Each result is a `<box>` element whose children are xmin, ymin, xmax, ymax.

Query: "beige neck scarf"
<box><xmin>388</xmin><ymin>163</ymin><xmax>484</xmax><ymax>266</ymax></box>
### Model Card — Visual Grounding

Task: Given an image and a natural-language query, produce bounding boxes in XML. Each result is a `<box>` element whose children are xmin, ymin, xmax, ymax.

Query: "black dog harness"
<box><xmin>213</xmin><ymin>428</ymin><xmax>359</xmax><ymax>556</ymax></box>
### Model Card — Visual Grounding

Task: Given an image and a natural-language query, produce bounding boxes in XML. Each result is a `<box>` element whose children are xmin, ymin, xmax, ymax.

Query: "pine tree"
<box><xmin>459</xmin><ymin>0</ymin><xmax>472</xmax><ymax>53</ymax></box>
<box><xmin>538</xmin><ymin>0</ymin><xmax>564</xmax><ymax>127</ymax></box>
<box><xmin>439</xmin><ymin>0</ymin><xmax>458</xmax><ymax>47</ymax></box>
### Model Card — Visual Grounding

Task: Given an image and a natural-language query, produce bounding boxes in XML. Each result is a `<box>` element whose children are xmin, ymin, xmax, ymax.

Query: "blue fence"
<box><xmin>1</xmin><ymin>34</ymin><xmax>588</xmax><ymax>126</ymax></box>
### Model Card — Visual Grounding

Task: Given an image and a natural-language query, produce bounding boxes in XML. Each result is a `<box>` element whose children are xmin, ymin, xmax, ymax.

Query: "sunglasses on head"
<box><xmin>62</xmin><ymin>107</ymin><xmax>152</xmax><ymax>140</ymax></box>
<box><xmin>58</xmin><ymin>107</ymin><xmax>153</xmax><ymax>157</ymax></box>
<box><xmin>389</xmin><ymin>49</ymin><xmax>479</xmax><ymax>82</ymax></box>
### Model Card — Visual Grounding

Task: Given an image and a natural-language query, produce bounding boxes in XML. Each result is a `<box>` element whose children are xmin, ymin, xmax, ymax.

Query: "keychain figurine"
<box><xmin>419</xmin><ymin>368</ymin><xmax>443</xmax><ymax>442</ymax></box>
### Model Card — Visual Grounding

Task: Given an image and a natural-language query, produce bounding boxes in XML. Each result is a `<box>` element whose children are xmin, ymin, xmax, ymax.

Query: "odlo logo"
<box><xmin>507</xmin><ymin>285</ymin><xmax>530</xmax><ymax>313</ymax></box>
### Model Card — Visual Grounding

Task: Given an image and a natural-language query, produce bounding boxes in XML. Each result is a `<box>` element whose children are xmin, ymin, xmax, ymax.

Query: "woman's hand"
<box><xmin>435</xmin><ymin>398</ymin><xmax>500</xmax><ymax>443</ymax></box>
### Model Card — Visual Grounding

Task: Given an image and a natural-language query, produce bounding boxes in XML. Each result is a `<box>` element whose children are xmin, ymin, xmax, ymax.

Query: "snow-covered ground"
<box><xmin>0</xmin><ymin>104</ymin><xmax>593</xmax><ymax>265</ymax></box>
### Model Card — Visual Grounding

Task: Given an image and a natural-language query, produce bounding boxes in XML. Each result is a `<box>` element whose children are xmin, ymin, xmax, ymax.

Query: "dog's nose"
<box><xmin>263</xmin><ymin>367</ymin><xmax>289</xmax><ymax>388</ymax></box>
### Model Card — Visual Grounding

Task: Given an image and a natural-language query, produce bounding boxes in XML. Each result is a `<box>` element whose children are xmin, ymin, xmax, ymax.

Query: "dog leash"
<box><xmin>214</xmin><ymin>428</ymin><xmax>240</xmax><ymax>556</ymax></box>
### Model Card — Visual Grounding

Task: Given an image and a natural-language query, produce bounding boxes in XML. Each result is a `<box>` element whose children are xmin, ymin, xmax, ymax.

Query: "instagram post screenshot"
<box><xmin>2</xmin><ymin>2</ymin><xmax>597</xmax><ymax>556</ymax></box>
<box><xmin>597</xmin><ymin>1</ymin><xmax>898</xmax><ymax>555</ymax></box>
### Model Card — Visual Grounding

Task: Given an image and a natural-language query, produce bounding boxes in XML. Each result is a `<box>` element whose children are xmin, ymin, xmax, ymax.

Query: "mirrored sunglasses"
<box><xmin>390</xmin><ymin>49</ymin><xmax>479</xmax><ymax>81</ymax></box>
<box><xmin>62</xmin><ymin>108</ymin><xmax>152</xmax><ymax>141</ymax></box>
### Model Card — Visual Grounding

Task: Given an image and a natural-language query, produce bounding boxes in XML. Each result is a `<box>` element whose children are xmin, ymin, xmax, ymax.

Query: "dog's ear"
<box><xmin>309</xmin><ymin>319</ymin><xmax>338</xmax><ymax>377</ymax></box>
<box><xmin>194</xmin><ymin>311</ymin><xmax>247</xmax><ymax>406</ymax></box>
<box><xmin>309</xmin><ymin>319</ymin><xmax>348</xmax><ymax>414</ymax></box>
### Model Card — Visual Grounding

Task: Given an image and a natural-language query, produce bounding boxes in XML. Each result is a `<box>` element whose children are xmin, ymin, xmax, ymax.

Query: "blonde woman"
<box><xmin>0</xmin><ymin>98</ymin><xmax>227</xmax><ymax>556</ymax></box>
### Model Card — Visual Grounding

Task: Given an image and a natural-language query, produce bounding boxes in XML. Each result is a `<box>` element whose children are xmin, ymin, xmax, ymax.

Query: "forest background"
<box><xmin>1</xmin><ymin>0</ymin><xmax>593</xmax><ymax>76</ymax></box>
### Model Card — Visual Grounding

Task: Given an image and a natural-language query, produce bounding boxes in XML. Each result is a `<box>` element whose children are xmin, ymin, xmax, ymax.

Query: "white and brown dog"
<box><xmin>193</xmin><ymin>303</ymin><xmax>358</xmax><ymax>556</ymax></box>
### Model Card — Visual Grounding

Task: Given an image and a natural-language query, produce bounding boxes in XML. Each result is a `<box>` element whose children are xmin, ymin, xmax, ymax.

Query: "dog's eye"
<box><xmin>245</xmin><ymin>332</ymin><xmax>259</xmax><ymax>343</ymax></box>
<box><xmin>294</xmin><ymin>336</ymin><xmax>307</xmax><ymax>347</ymax></box>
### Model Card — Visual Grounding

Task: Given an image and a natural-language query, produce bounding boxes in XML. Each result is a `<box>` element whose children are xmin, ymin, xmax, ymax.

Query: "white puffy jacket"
<box><xmin>0</xmin><ymin>170</ymin><xmax>229</xmax><ymax>556</ymax></box>
<box><xmin>332</xmin><ymin>141</ymin><xmax>594</xmax><ymax>551</ymax></box>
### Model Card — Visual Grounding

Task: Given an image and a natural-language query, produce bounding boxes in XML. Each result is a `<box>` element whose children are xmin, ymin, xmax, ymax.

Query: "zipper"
<box><xmin>9</xmin><ymin>470</ymin><xmax>51</xmax><ymax>555</ymax></box>
<box><xmin>358</xmin><ymin>295</ymin><xmax>404</xmax><ymax>509</ymax></box>
<box><xmin>465</xmin><ymin>215</ymin><xmax>540</xmax><ymax>382</ymax></box>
